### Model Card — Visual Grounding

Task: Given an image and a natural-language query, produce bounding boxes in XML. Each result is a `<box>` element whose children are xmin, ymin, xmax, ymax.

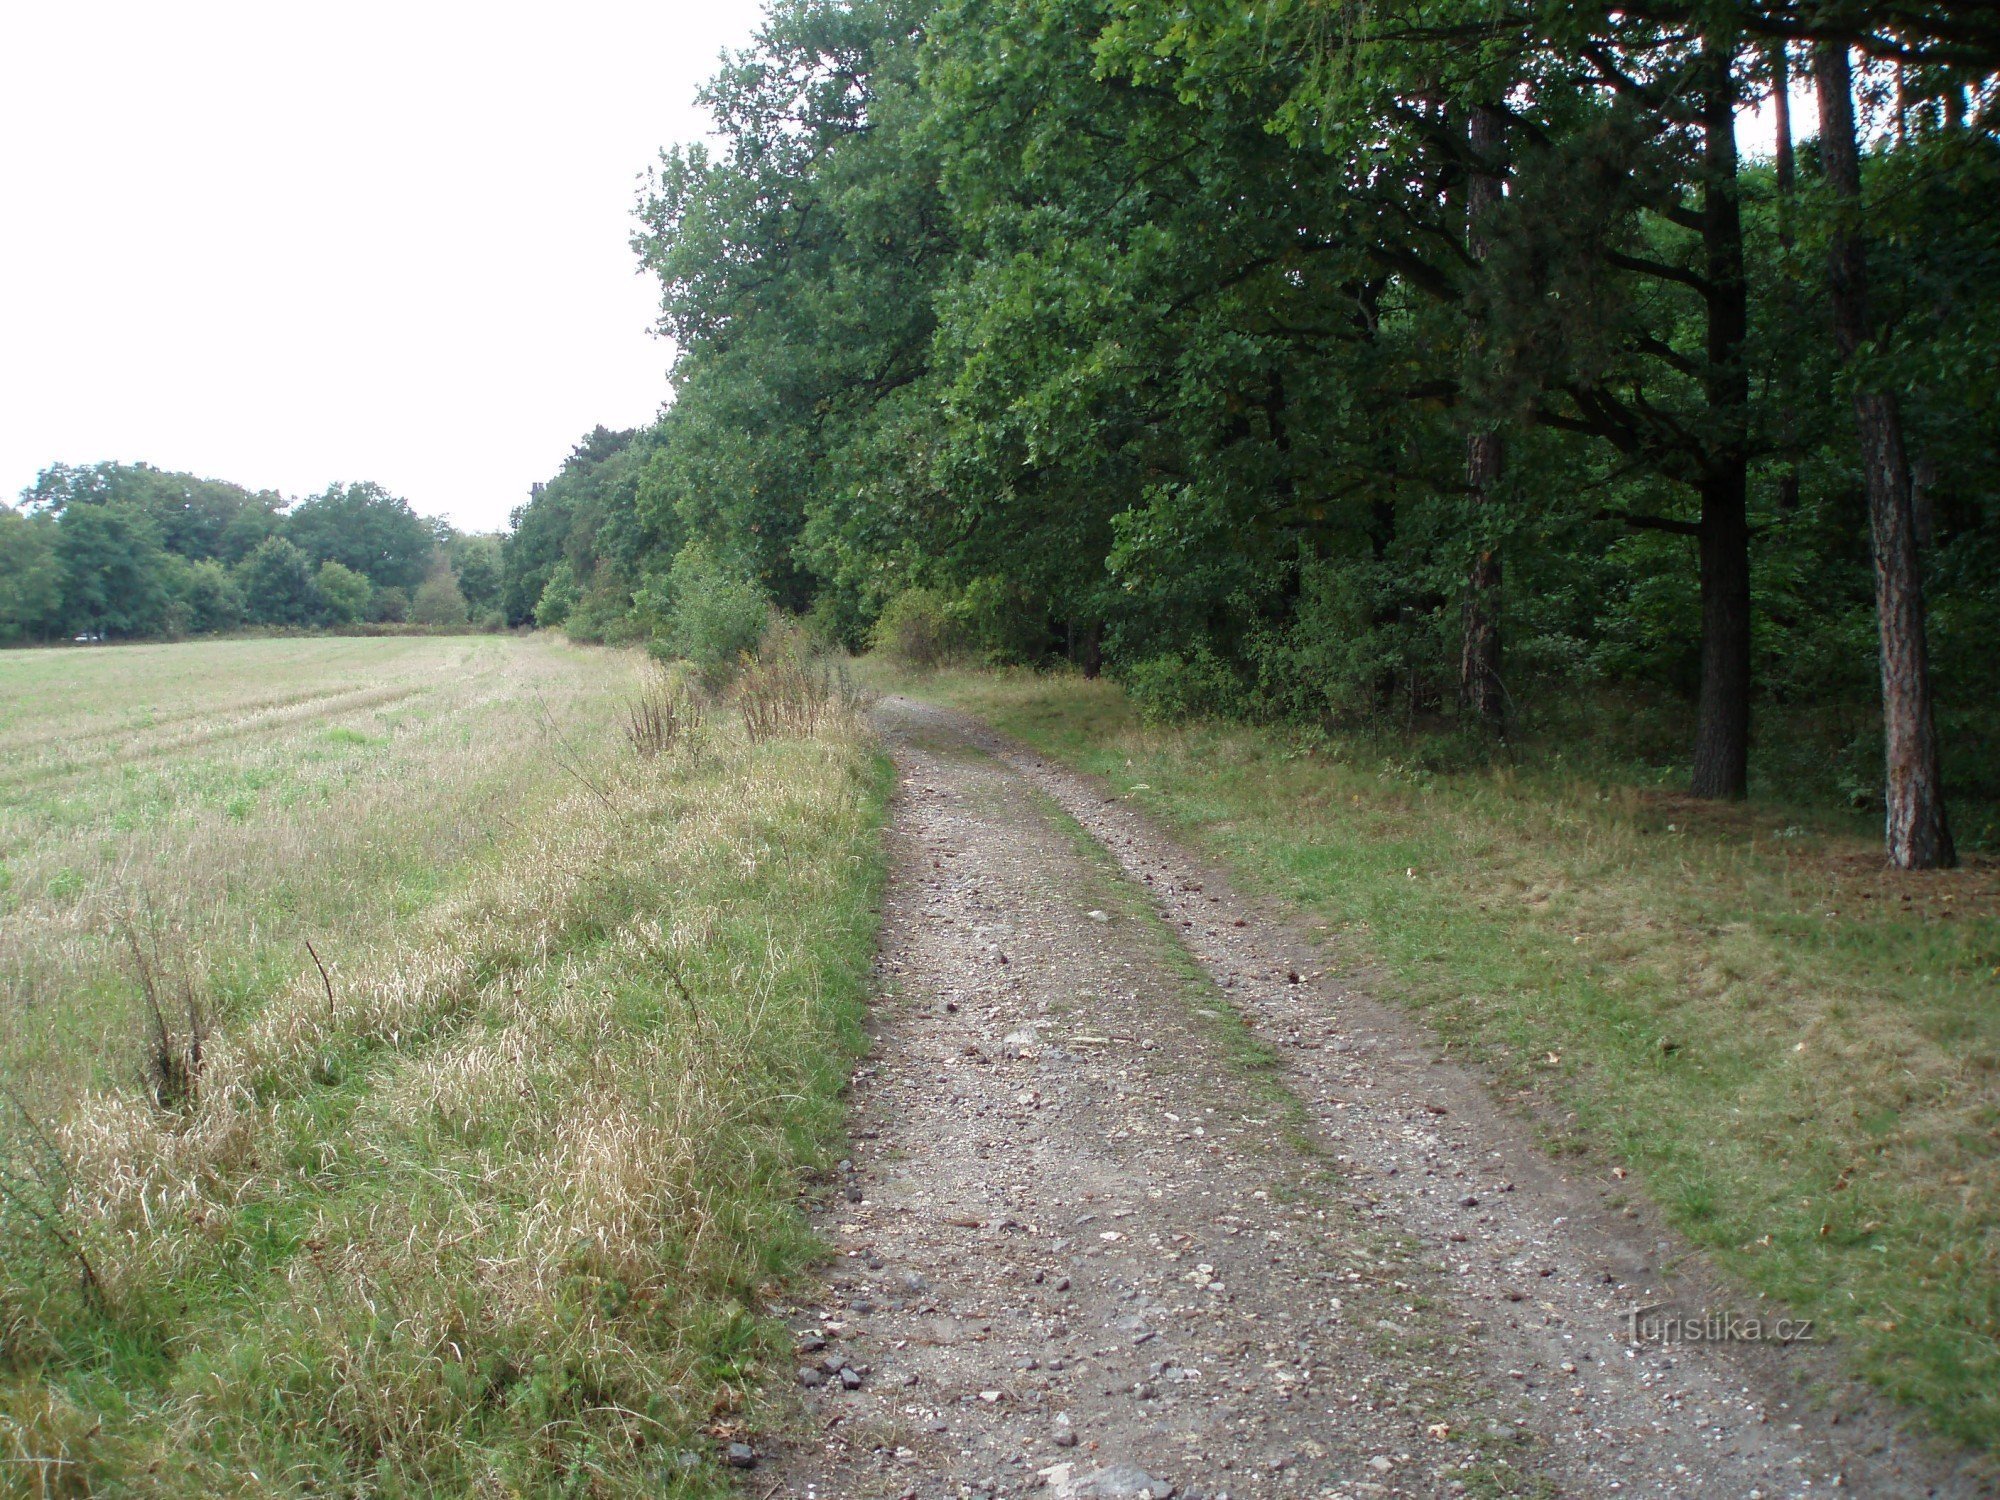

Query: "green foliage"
<box><xmin>367</xmin><ymin>585</ymin><xmax>411</xmax><ymax>625</ymax></box>
<box><xmin>56</xmin><ymin>502</ymin><xmax>172</xmax><ymax>637</ymax></box>
<box><xmin>235</xmin><ymin>537</ymin><xmax>322</xmax><ymax>627</ymax></box>
<box><xmin>449</xmin><ymin>534</ymin><xmax>504</xmax><ymax>612</ymax></box>
<box><xmin>22</xmin><ymin>461</ymin><xmax>282</xmax><ymax>563</ymax></box>
<box><xmin>502</xmin><ymin>427</ymin><xmax>665</xmax><ymax>631</ymax></box>
<box><xmin>178</xmin><ymin>559</ymin><xmax>246</xmax><ymax>634</ymax></box>
<box><xmin>314</xmin><ymin>561</ymin><xmax>373</xmax><ymax>625</ymax></box>
<box><xmin>409</xmin><ymin>566</ymin><xmax>469</xmax><ymax>628</ymax></box>
<box><xmin>286</xmin><ymin>482</ymin><xmax>438</xmax><ymax>591</ymax></box>
<box><xmin>648</xmin><ymin>544</ymin><xmax>771</xmax><ymax>680</ymax></box>
<box><xmin>7</xmin><ymin>462</ymin><xmax>469</xmax><ymax>644</ymax></box>
<box><xmin>1120</xmin><ymin>647</ymin><xmax>1251</xmax><ymax>725</ymax></box>
<box><xmin>0</xmin><ymin>509</ymin><xmax>64</xmax><ymax>642</ymax></box>
<box><xmin>869</xmin><ymin>587</ymin><xmax>964</xmax><ymax>669</ymax></box>
<box><xmin>503</xmin><ymin>0</ymin><xmax>1996</xmax><ymax>841</ymax></box>
<box><xmin>532</xmin><ymin>561</ymin><xmax>580</xmax><ymax>629</ymax></box>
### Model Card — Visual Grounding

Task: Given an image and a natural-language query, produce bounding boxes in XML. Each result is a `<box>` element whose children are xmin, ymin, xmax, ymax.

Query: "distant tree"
<box><xmin>532</xmin><ymin>560</ymin><xmax>580</xmax><ymax>628</ymax></box>
<box><xmin>501</xmin><ymin>427</ymin><xmax>668</xmax><ymax>629</ymax></box>
<box><xmin>410</xmin><ymin>564</ymin><xmax>469</xmax><ymax>627</ymax></box>
<box><xmin>314</xmin><ymin>560</ymin><xmax>373</xmax><ymax>625</ymax></box>
<box><xmin>450</xmin><ymin>534</ymin><xmax>504</xmax><ymax>612</ymax></box>
<box><xmin>56</xmin><ymin>504</ymin><xmax>171</xmax><ymax>637</ymax></box>
<box><xmin>286</xmin><ymin>482</ymin><xmax>434</xmax><ymax>590</ymax></box>
<box><xmin>0</xmin><ymin>508</ymin><xmax>66</xmax><ymax>641</ymax></box>
<box><xmin>236</xmin><ymin>536</ymin><xmax>322</xmax><ymax>625</ymax></box>
<box><xmin>368</xmin><ymin>585</ymin><xmax>411</xmax><ymax>624</ymax></box>
<box><xmin>23</xmin><ymin>461</ymin><xmax>284</xmax><ymax>562</ymax></box>
<box><xmin>178</xmin><ymin>558</ymin><xmax>244</xmax><ymax>634</ymax></box>
<box><xmin>215</xmin><ymin>501</ymin><xmax>283</xmax><ymax>563</ymax></box>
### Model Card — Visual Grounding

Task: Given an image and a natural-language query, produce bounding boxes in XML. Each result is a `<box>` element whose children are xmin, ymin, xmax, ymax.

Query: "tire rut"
<box><xmin>758</xmin><ymin>698</ymin><xmax>1970</xmax><ymax>1500</ymax></box>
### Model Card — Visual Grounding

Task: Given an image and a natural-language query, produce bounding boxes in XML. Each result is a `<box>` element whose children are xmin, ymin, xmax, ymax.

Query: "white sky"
<box><xmin>0</xmin><ymin>1</ymin><xmax>768</xmax><ymax>533</ymax></box>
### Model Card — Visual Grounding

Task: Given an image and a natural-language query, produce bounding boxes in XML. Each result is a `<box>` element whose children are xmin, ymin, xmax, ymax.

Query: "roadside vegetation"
<box><xmin>875</xmin><ymin>663</ymin><xmax>1999</xmax><ymax>1451</ymax></box>
<box><xmin>0</xmin><ymin>634</ymin><xmax>888</xmax><ymax>1495</ymax></box>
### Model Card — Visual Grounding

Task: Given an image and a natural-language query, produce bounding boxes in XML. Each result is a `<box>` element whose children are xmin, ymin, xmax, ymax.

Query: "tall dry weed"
<box><xmin>736</xmin><ymin>651</ymin><xmax>870</xmax><ymax>745</ymax></box>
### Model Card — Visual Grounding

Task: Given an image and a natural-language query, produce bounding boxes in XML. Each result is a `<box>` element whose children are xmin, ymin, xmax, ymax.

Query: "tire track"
<box><xmin>760</xmin><ymin>700</ymin><xmax>1970</xmax><ymax>1498</ymax></box>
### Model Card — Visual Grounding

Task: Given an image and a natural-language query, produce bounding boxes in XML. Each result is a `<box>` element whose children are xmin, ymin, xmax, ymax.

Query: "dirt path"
<box><xmin>760</xmin><ymin>698</ymin><xmax>1965</xmax><ymax>1500</ymax></box>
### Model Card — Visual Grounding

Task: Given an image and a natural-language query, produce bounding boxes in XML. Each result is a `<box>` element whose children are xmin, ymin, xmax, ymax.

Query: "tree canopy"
<box><xmin>503</xmin><ymin>0</ymin><xmax>1995</xmax><ymax>865</ymax></box>
<box><xmin>1</xmin><ymin>462</ymin><xmax>502</xmax><ymax>641</ymax></box>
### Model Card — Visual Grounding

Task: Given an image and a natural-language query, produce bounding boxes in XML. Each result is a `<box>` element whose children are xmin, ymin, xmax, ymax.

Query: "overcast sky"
<box><xmin>0</xmin><ymin>1</ymin><xmax>768</xmax><ymax>532</ymax></box>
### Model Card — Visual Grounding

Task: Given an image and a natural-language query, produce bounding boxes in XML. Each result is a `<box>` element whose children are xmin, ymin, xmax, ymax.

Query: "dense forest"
<box><xmin>504</xmin><ymin>0</ymin><xmax>1997</xmax><ymax>869</ymax></box>
<box><xmin>0</xmin><ymin>463</ymin><xmax>503</xmax><ymax>638</ymax></box>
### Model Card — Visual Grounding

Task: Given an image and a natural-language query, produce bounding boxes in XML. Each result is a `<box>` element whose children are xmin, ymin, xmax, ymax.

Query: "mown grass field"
<box><xmin>878</xmin><ymin>665</ymin><xmax>2000</xmax><ymax>1456</ymax></box>
<box><xmin>0</xmin><ymin>636</ymin><xmax>889</xmax><ymax>1495</ymax></box>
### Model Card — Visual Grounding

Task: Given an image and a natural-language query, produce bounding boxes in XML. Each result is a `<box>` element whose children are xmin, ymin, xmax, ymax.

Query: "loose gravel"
<box><xmin>759</xmin><ymin>698</ymin><xmax>1976</xmax><ymax>1500</ymax></box>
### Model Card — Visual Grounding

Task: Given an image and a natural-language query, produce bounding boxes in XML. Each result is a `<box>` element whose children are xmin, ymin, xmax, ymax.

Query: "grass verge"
<box><xmin>875</xmin><ymin>664</ymin><xmax>2000</xmax><ymax>1457</ymax></box>
<box><xmin>1</xmin><ymin>668</ymin><xmax>890</xmax><ymax>1496</ymax></box>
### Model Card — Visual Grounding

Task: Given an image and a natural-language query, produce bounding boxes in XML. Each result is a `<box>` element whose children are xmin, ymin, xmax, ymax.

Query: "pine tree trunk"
<box><xmin>1459</xmin><ymin>436</ymin><xmax>1504</xmax><ymax>729</ymax></box>
<box><xmin>1814</xmin><ymin>43</ymin><xmax>1956</xmax><ymax>868</ymax></box>
<box><xmin>1771</xmin><ymin>43</ymin><xmax>1801</xmax><ymax>515</ymax></box>
<box><xmin>1458</xmin><ymin>105</ymin><xmax>1506</xmax><ymax>731</ymax></box>
<box><xmin>1690</xmin><ymin>35</ymin><xmax>1753</xmax><ymax>800</ymax></box>
<box><xmin>1077</xmin><ymin>620</ymin><xmax>1103</xmax><ymax>679</ymax></box>
<box><xmin>1692</xmin><ymin>471</ymin><xmax>1752</xmax><ymax>799</ymax></box>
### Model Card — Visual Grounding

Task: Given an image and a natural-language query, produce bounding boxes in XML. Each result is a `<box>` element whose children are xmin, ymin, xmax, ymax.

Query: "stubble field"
<box><xmin>0</xmin><ymin>635</ymin><xmax>888</xmax><ymax>1495</ymax></box>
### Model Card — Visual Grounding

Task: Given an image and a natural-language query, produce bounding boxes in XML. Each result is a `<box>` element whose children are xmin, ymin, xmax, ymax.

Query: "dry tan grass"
<box><xmin>0</xmin><ymin>638</ymin><xmax>886</xmax><ymax>1493</ymax></box>
<box><xmin>0</xmin><ymin>636</ymin><xmax>636</xmax><ymax>1100</ymax></box>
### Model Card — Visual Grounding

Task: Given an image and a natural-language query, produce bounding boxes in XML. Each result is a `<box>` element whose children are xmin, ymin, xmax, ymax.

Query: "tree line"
<box><xmin>0</xmin><ymin>463</ymin><xmax>504</xmax><ymax>641</ymax></box>
<box><xmin>210</xmin><ymin>4</ymin><xmax>2000</xmax><ymax>868</ymax></box>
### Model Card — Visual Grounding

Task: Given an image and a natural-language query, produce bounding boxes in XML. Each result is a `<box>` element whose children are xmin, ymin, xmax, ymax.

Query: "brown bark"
<box><xmin>1458</xmin><ymin>104</ymin><xmax>1505</xmax><ymax>731</ymax></box>
<box><xmin>1771</xmin><ymin>44</ymin><xmax>1801</xmax><ymax>514</ymax></box>
<box><xmin>1067</xmin><ymin>619</ymin><xmax>1104</xmax><ymax>678</ymax></box>
<box><xmin>1692</xmin><ymin>471</ymin><xmax>1752</xmax><ymax>799</ymax></box>
<box><xmin>1772</xmin><ymin>45</ymin><xmax>1796</xmax><ymax>215</ymax></box>
<box><xmin>1690</xmin><ymin>35</ymin><xmax>1753</xmax><ymax>800</ymax></box>
<box><xmin>1910</xmin><ymin>454</ymin><xmax>1937</xmax><ymax>553</ymax></box>
<box><xmin>1814</xmin><ymin>43</ymin><xmax>1956</xmax><ymax>868</ymax></box>
<box><xmin>1459</xmin><ymin>436</ymin><xmax>1505</xmax><ymax>729</ymax></box>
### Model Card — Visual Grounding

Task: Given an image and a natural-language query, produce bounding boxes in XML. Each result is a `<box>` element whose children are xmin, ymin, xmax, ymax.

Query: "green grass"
<box><xmin>877</xmin><ymin>663</ymin><xmax>2000</xmax><ymax>1456</ymax></box>
<box><xmin>1</xmin><ymin>640</ymin><xmax>893</xmax><ymax>1495</ymax></box>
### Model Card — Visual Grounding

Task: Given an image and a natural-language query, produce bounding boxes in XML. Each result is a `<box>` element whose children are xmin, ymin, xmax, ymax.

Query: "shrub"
<box><xmin>367</xmin><ymin>585</ymin><xmax>411</xmax><ymax>624</ymax></box>
<box><xmin>179</xmin><ymin>559</ymin><xmax>245</xmax><ymax>634</ymax></box>
<box><xmin>532</xmin><ymin>563</ymin><xmax>579</xmax><ymax>629</ymax></box>
<box><xmin>1120</xmin><ymin>647</ymin><xmax>1251</xmax><ymax>725</ymax></box>
<box><xmin>871</xmin><ymin>587</ymin><xmax>965</xmax><ymax>669</ymax></box>
<box><xmin>235</xmin><ymin>537</ymin><xmax>322</xmax><ymax>627</ymax></box>
<box><xmin>803</xmin><ymin>591</ymin><xmax>864</xmax><ymax>653</ymax></box>
<box><xmin>409</xmin><ymin>568</ymin><xmax>469</xmax><ymax>628</ymax></box>
<box><xmin>954</xmin><ymin>576</ymin><xmax>1049</xmax><ymax>664</ymax></box>
<box><xmin>655</xmin><ymin>544</ymin><xmax>770</xmax><ymax>682</ymax></box>
<box><xmin>315</xmin><ymin>561</ymin><xmax>373</xmax><ymax>626</ymax></box>
<box><xmin>565</xmin><ymin>579</ymin><xmax>645</xmax><ymax>645</ymax></box>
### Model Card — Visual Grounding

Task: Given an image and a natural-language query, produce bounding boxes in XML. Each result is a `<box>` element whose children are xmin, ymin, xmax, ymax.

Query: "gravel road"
<box><xmin>757</xmin><ymin>697</ymin><xmax>1974</xmax><ymax>1500</ymax></box>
